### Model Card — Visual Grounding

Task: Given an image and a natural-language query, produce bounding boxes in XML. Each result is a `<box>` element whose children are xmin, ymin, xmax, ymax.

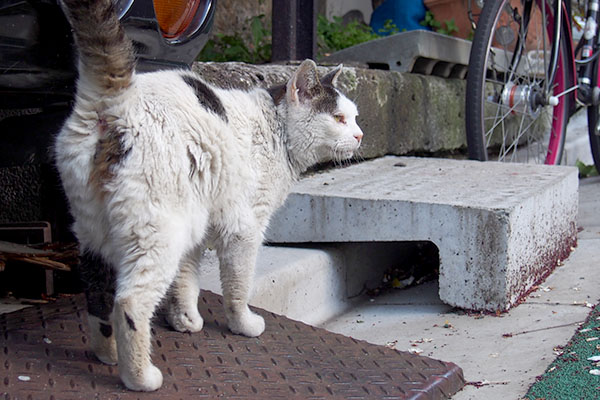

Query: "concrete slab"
<box><xmin>266</xmin><ymin>156</ymin><xmax>579</xmax><ymax>311</ymax></box>
<box><xmin>322</xmin><ymin>30</ymin><xmax>471</xmax><ymax>79</ymax></box>
<box><xmin>320</xmin><ymin>166</ymin><xmax>600</xmax><ymax>400</ymax></box>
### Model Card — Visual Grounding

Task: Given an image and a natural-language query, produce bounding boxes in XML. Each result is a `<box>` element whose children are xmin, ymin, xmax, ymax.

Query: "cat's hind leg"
<box><xmin>78</xmin><ymin>249</ymin><xmax>118</xmax><ymax>365</ymax></box>
<box><xmin>166</xmin><ymin>246</ymin><xmax>204</xmax><ymax>333</ymax></box>
<box><xmin>113</xmin><ymin>228</ymin><xmax>188</xmax><ymax>391</ymax></box>
<box><xmin>216</xmin><ymin>227</ymin><xmax>265</xmax><ymax>338</ymax></box>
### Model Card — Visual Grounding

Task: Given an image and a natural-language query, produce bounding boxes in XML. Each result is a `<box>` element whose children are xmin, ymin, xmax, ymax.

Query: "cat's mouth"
<box><xmin>333</xmin><ymin>146</ymin><xmax>358</xmax><ymax>162</ymax></box>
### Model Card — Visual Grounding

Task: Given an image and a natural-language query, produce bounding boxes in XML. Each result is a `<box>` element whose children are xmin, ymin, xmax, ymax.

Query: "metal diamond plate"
<box><xmin>1</xmin><ymin>293</ymin><xmax>464</xmax><ymax>399</ymax></box>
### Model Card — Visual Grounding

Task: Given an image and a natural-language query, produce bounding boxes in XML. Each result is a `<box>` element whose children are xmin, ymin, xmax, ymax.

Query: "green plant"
<box><xmin>576</xmin><ymin>160</ymin><xmax>599</xmax><ymax>178</ymax></box>
<box><xmin>420</xmin><ymin>10</ymin><xmax>459</xmax><ymax>36</ymax></box>
<box><xmin>197</xmin><ymin>14</ymin><xmax>271</xmax><ymax>63</ymax></box>
<box><xmin>317</xmin><ymin>15</ymin><xmax>397</xmax><ymax>57</ymax></box>
<box><xmin>198</xmin><ymin>13</ymin><xmax>398</xmax><ymax>63</ymax></box>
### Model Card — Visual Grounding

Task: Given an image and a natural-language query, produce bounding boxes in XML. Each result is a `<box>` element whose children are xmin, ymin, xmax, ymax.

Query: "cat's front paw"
<box><xmin>227</xmin><ymin>310</ymin><xmax>265</xmax><ymax>337</ymax></box>
<box><xmin>166</xmin><ymin>308</ymin><xmax>204</xmax><ymax>333</ymax></box>
<box><xmin>120</xmin><ymin>364</ymin><xmax>163</xmax><ymax>392</ymax></box>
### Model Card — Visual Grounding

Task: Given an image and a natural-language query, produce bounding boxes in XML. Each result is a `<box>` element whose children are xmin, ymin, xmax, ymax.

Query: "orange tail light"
<box><xmin>153</xmin><ymin>0</ymin><xmax>202</xmax><ymax>39</ymax></box>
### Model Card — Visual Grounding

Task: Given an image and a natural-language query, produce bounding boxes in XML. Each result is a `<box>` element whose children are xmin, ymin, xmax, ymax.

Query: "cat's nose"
<box><xmin>353</xmin><ymin>131</ymin><xmax>363</xmax><ymax>143</ymax></box>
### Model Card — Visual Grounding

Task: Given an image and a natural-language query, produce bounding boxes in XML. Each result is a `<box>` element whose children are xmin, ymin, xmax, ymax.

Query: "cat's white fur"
<box><xmin>56</xmin><ymin>0</ymin><xmax>362</xmax><ymax>392</ymax></box>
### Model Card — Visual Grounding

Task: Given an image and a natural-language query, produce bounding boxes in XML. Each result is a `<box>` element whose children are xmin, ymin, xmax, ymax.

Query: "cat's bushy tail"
<box><xmin>60</xmin><ymin>0</ymin><xmax>135</xmax><ymax>95</ymax></box>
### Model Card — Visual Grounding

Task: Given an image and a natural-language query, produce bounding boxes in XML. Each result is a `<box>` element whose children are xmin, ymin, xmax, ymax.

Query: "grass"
<box><xmin>526</xmin><ymin>302</ymin><xmax>600</xmax><ymax>400</ymax></box>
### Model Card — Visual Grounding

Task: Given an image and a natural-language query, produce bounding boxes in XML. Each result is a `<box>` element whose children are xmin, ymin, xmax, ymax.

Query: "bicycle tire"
<box><xmin>587</xmin><ymin>60</ymin><xmax>600</xmax><ymax>172</ymax></box>
<box><xmin>466</xmin><ymin>0</ymin><xmax>572</xmax><ymax>164</ymax></box>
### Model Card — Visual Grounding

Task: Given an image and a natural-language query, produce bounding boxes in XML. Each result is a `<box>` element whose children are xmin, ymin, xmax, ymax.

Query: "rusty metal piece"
<box><xmin>1</xmin><ymin>292</ymin><xmax>464</xmax><ymax>399</ymax></box>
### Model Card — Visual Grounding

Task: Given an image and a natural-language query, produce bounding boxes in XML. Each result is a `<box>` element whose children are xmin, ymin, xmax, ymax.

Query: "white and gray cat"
<box><xmin>56</xmin><ymin>0</ymin><xmax>363</xmax><ymax>392</ymax></box>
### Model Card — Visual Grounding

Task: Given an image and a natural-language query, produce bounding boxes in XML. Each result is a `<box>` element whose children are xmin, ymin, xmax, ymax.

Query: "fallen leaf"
<box><xmin>590</xmin><ymin>369</ymin><xmax>600</xmax><ymax>376</ymax></box>
<box><xmin>466</xmin><ymin>379</ymin><xmax>510</xmax><ymax>387</ymax></box>
<box><xmin>410</xmin><ymin>338</ymin><xmax>433</xmax><ymax>344</ymax></box>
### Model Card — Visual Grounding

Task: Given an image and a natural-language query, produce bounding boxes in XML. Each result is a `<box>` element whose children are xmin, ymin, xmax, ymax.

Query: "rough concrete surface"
<box><xmin>322</xmin><ymin>175</ymin><xmax>600</xmax><ymax>400</ymax></box>
<box><xmin>266</xmin><ymin>156</ymin><xmax>579</xmax><ymax>311</ymax></box>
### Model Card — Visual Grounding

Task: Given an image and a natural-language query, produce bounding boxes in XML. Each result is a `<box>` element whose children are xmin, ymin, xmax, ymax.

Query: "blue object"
<box><xmin>370</xmin><ymin>0</ymin><xmax>430</xmax><ymax>35</ymax></box>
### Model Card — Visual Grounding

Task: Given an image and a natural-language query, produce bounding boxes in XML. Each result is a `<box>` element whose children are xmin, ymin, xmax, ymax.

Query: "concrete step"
<box><xmin>197</xmin><ymin>242</ymin><xmax>409</xmax><ymax>326</ymax></box>
<box><xmin>265</xmin><ymin>156</ymin><xmax>579</xmax><ymax>312</ymax></box>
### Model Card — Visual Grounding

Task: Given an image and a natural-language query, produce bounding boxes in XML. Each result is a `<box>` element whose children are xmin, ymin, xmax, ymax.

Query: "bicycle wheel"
<box><xmin>466</xmin><ymin>0</ymin><xmax>572</xmax><ymax>164</ymax></box>
<box><xmin>588</xmin><ymin>60</ymin><xmax>600</xmax><ymax>172</ymax></box>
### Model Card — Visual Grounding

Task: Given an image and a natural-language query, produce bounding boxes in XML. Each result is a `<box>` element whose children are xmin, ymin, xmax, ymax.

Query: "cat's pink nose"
<box><xmin>354</xmin><ymin>132</ymin><xmax>363</xmax><ymax>142</ymax></box>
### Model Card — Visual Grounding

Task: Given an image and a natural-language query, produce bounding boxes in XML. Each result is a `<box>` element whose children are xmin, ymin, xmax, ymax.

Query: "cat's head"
<box><xmin>277</xmin><ymin>59</ymin><xmax>363</xmax><ymax>171</ymax></box>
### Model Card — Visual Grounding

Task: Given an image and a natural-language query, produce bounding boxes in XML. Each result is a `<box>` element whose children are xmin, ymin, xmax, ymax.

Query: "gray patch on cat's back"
<box><xmin>182</xmin><ymin>75</ymin><xmax>228</xmax><ymax>122</ymax></box>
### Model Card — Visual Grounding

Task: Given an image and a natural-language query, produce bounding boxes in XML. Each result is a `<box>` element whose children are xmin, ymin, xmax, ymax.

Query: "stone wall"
<box><xmin>211</xmin><ymin>0</ymin><xmax>272</xmax><ymax>42</ymax></box>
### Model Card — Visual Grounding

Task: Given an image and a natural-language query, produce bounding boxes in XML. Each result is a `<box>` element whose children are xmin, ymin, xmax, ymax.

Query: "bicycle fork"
<box><xmin>577</xmin><ymin>0</ymin><xmax>600</xmax><ymax>105</ymax></box>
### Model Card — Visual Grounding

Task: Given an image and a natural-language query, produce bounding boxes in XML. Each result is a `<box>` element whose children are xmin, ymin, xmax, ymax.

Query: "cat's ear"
<box><xmin>286</xmin><ymin>59</ymin><xmax>323</xmax><ymax>104</ymax></box>
<box><xmin>321</xmin><ymin>64</ymin><xmax>343</xmax><ymax>87</ymax></box>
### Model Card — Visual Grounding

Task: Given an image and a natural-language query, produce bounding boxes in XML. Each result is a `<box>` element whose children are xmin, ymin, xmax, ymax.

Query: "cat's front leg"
<box><xmin>216</xmin><ymin>230</ymin><xmax>265</xmax><ymax>337</ymax></box>
<box><xmin>166</xmin><ymin>246</ymin><xmax>204</xmax><ymax>333</ymax></box>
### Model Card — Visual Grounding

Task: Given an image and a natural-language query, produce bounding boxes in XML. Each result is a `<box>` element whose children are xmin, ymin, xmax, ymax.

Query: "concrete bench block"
<box><xmin>265</xmin><ymin>157</ymin><xmax>579</xmax><ymax>312</ymax></box>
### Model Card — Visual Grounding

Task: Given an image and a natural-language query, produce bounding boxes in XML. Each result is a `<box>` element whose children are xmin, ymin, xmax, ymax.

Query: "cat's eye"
<box><xmin>334</xmin><ymin>114</ymin><xmax>346</xmax><ymax>124</ymax></box>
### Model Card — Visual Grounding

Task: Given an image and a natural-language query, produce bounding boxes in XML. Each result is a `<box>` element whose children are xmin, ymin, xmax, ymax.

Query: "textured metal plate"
<box><xmin>1</xmin><ymin>293</ymin><xmax>464</xmax><ymax>399</ymax></box>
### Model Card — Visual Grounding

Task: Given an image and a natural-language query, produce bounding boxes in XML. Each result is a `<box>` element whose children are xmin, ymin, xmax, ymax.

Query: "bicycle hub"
<box><xmin>501</xmin><ymin>83</ymin><xmax>544</xmax><ymax>116</ymax></box>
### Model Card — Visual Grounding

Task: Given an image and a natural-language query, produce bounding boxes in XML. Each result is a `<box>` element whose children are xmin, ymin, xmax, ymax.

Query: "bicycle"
<box><xmin>465</xmin><ymin>0</ymin><xmax>600</xmax><ymax>172</ymax></box>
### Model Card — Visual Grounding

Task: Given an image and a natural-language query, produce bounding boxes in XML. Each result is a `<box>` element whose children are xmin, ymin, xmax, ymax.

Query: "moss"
<box><xmin>341</xmin><ymin>68</ymin><xmax>358</xmax><ymax>92</ymax></box>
